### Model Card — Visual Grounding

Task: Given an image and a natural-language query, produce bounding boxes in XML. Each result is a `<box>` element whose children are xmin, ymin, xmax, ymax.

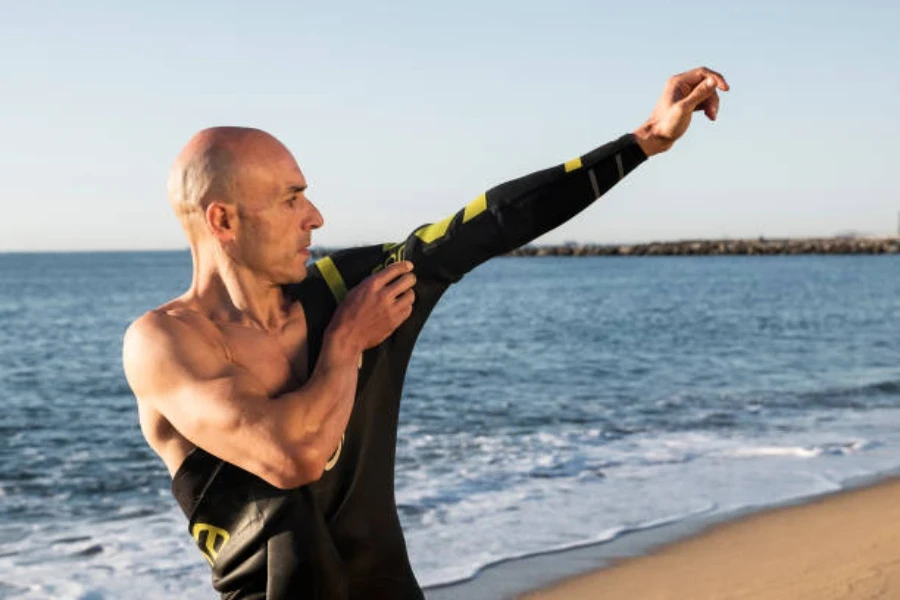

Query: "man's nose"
<box><xmin>306</xmin><ymin>200</ymin><xmax>324</xmax><ymax>230</ymax></box>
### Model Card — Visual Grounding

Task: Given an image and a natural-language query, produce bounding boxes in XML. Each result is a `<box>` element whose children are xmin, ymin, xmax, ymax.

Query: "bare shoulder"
<box><xmin>122</xmin><ymin>306</ymin><xmax>223</xmax><ymax>474</ymax></box>
<box><xmin>122</xmin><ymin>304</ymin><xmax>225</xmax><ymax>399</ymax></box>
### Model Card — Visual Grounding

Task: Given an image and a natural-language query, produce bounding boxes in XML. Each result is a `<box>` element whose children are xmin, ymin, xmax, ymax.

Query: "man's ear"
<box><xmin>206</xmin><ymin>202</ymin><xmax>238</xmax><ymax>242</ymax></box>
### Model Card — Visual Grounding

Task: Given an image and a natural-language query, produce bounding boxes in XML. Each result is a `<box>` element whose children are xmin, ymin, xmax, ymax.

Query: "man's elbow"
<box><xmin>268</xmin><ymin>446</ymin><xmax>327</xmax><ymax>490</ymax></box>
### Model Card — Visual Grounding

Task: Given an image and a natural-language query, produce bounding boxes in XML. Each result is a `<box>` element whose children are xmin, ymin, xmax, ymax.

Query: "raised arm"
<box><xmin>386</xmin><ymin>66</ymin><xmax>729</xmax><ymax>282</ymax></box>
<box><xmin>123</xmin><ymin>261</ymin><xmax>416</xmax><ymax>490</ymax></box>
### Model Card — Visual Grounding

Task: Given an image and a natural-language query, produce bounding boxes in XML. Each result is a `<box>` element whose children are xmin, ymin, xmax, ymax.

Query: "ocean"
<box><xmin>1</xmin><ymin>251</ymin><xmax>899</xmax><ymax>598</ymax></box>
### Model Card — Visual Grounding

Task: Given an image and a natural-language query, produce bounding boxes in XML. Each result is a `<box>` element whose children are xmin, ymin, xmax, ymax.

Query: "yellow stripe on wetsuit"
<box><xmin>414</xmin><ymin>193</ymin><xmax>488</xmax><ymax>245</ymax></box>
<box><xmin>414</xmin><ymin>214</ymin><xmax>455</xmax><ymax>244</ymax></box>
<box><xmin>462</xmin><ymin>193</ymin><xmax>486</xmax><ymax>223</ymax></box>
<box><xmin>315</xmin><ymin>256</ymin><xmax>348</xmax><ymax>302</ymax></box>
<box><xmin>564</xmin><ymin>157</ymin><xmax>582</xmax><ymax>172</ymax></box>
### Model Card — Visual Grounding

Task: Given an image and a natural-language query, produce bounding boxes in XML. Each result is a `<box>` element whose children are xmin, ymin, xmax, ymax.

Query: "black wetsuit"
<box><xmin>171</xmin><ymin>134</ymin><xmax>647</xmax><ymax>599</ymax></box>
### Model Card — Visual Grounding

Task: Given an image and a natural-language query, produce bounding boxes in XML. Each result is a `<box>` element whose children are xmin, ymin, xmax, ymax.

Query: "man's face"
<box><xmin>230</xmin><ymin>148</ymin><xmax>324</xmax><ymax>284</ymax></box>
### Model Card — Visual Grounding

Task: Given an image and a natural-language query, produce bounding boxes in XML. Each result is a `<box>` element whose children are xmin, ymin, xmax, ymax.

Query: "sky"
<box><xmin>1</xmin><ymin>0</ymin><xmax>897</xmax><ymax>252</ymax></box>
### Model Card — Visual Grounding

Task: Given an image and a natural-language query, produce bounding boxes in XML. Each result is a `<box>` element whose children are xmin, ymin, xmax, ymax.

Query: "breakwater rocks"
<box><xmin>309</xmin><ymin>238</ymin><xmax>900</xmax><ymax>259</ymax></box>
<box><xmin>505</xmin><ymin>237</ymin><xmax>900</xmax><ymax>257</ymax></box>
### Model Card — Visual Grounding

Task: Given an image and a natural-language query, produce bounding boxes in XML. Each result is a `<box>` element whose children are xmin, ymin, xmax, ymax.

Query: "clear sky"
<box><xmin>2</xmin><ymin>0</ymin><xmax>897</xmax><ymax>251</ymax></box>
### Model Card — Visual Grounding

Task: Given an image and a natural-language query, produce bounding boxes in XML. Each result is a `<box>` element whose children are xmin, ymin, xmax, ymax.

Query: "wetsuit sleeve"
<box><xmin>298</xmin><ymin>134</ymin><xmax>645</xmax><ymax>319</ymax></box>
<box><xmin>383</xmin><ymin>133</ymin><xmax>647</xmax><ymax>283</ymax></box>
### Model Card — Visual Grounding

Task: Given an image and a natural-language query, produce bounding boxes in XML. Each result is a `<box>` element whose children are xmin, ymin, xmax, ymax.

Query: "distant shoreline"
<box><xmin>312</xmin><ymin>236</ymin><xmax>900</xmax><ymax>258</ymax></box>
<box><xmin>504</xmin><ymin>236</ymin><xmax>900</xmax><ymax>257</ymax></box>
<box><xmin>2</xmin><ymin>237</ymin><xmax>898</xmax><ymax>256</ymax></box>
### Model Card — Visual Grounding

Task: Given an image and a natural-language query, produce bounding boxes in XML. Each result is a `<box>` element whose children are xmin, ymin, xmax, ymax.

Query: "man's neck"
<box><xmin>187</xmin><ymin>245</ymin><xmax>290</xmax><ymax>333</ymax></box>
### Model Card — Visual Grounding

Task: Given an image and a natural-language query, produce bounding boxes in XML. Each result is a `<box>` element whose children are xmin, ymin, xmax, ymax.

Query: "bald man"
<box><xmin>123</xmin><ymin>67</ymin><xmax>728</xmax><ymax>599</ymax></box>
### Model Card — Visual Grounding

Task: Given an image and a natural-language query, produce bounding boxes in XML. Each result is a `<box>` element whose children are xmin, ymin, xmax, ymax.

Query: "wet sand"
<box><xmin>522</xmin><ymin>476</ymin><xmax>900</xmax><ymax>600</ymax></box>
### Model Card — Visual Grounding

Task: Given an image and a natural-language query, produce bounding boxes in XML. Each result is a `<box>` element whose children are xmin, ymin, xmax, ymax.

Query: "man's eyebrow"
<box><xmin>286</xmin><ymin>185</ymin><xmax>307</xmax><ymax>194</ymax></box>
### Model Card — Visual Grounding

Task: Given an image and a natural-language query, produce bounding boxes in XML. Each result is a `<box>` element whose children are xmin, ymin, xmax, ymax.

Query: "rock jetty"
<box><xmin>506</xmin><ymin>237</ymin><xmax>900</xmax><ymax>257</ymax></box>
<box><xmin>310</xmin><ymin>237</ymin><xmax>899</xmax><ymax>259</ymax></box>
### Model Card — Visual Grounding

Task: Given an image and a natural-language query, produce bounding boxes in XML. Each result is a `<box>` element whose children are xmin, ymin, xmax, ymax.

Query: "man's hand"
<box><xmin>324</xmin><ymin>260</ymin><xmax>417</xmax><ymax>361</ymax></box>
<box><xmin>634</xmin><ymin>66</ymin><xmax>730</xmax><ymax>157</ymax></box>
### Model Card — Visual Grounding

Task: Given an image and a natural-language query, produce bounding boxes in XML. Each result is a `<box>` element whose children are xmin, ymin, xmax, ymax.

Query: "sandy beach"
<box><xmin>518</xmin><ymin>476</ymin><xmax>900</xmax><ymax>600</ymax></box>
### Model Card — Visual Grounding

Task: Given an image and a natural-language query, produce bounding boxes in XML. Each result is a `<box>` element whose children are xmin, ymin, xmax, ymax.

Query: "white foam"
<box><xmin>719</xmin><ymin>440</ymin><xmax>871</xmax><ymax>459</ymax></box>
<box><xmin>723</xmin><ymin>446</ymin><xmax>823</xmax><ymax>458</ymax></box>
<box><xmin>0</xmin><ymin>511</ymin><xmax>215</xmax><ymax>600</ymax></box>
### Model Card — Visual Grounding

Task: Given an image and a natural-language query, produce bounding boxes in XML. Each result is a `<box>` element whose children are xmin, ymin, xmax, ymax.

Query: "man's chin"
<box><xmin>291</xmin><ymin>263</ymin><xmax>310</xmax><ymax>283</ymax></box>
<box><xmin>272</xmin><ymin>265</ymin><xmax>308</xmax><ymax>287</ymax></box>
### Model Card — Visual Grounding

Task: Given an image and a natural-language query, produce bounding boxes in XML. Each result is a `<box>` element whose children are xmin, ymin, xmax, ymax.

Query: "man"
<box><xmin>123</xmin><ymin>66</ymin><xmax>728</xmax><ymax>599</ymax></box>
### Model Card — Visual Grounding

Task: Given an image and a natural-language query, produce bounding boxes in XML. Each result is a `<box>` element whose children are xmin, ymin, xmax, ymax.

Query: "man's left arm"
<box><xmin>390</xmin><ymin>133</ymin><xmax>645</xmax><ymax>283</ymax></box>
<box><xmin>386</xmin><ymin>66</ymin><xmax>729</xmax><ymax>283</ymax></box>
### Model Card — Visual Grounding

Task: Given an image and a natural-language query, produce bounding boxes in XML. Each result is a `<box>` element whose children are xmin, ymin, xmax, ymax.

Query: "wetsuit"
<box><xmin>171</xmin><ymin>134</ymin><xmax>647</xmax><ymax>599</ymax></box>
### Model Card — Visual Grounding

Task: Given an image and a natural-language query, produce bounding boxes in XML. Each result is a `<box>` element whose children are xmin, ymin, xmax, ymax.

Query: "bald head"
<box><xmin>167</xmin><ymin>127</ymin><xmax>293</xmax><ymax>222</ymax></box>
<box><xmin>167</xmin><ymin>126</ymin><xmax>323</xmax><ymax>282</ymax></box>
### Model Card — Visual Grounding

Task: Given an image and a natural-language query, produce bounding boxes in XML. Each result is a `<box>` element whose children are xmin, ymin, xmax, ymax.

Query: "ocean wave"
<box><xmin>797</xmin><ymin>379</ymin><xmax>900</xmax><ymax>409</ymax></box>
<box><xmin>417</xmin><ymin>502</ymin><xmax>719</xmax><ymax>589</ymax></box>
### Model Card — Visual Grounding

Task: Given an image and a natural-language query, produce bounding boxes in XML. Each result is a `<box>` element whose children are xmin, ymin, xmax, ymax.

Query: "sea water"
<box><xmin>1</xmin><ymin>252</ymin><xmax>898</xmax><ymax>598</ymax></box>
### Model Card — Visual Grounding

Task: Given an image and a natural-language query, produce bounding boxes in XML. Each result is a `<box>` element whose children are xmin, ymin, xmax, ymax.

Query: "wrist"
<box><xmin>632</xmin><ymin>121</ymin><xmax>671</xmax><ymax>157</ymax></box>
<box><xmin>321</xmin><ymin>327</ymin><xmax>363</xmax><ymax>369</ymax></box>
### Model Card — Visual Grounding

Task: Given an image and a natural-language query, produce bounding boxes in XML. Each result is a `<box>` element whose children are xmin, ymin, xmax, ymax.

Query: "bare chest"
<box><xmin>219</xmin><ymin>320</ymin><xmax>311</xmax><ymax>397</ymax></box>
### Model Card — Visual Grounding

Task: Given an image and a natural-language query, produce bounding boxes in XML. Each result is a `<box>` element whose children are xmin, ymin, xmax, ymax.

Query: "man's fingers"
<box><xmin>398</xmin><ymin>302</ymin><xmax>414</xmax><ymax>322</ymax></box>
<box><xmin>700</xmin><ymin>90</ymin><xmax>721</xmax><ymax>120</ymax></box>
<box><xmin>384</xmin><ymin>272</ymin><xmax>417</xmax><ymax>299</ymax></box>
<box><xmin>674</xmin><ymin>67</ymin><xmax>725</xmax><ymax>119</ymax></box>
<box><xmin>395</xmin><ymin>288</ymin><xmax>416</xmax><ymax>308</ymax></box>
<box><xmin>370</xmin><ymin>260</ymin><xmax>414</xmax><ymax>290</ymax></box>
<box><xmin>681</xmin><ymin>77</ymin><xmax>718</xmax><ymax>111</ymax></box>
<box><xmin>390</xmin><ymin>289</ymin><xmax>416</xmax><ymax>326</ymax></box>
<box><xmin>674</xmin><ymin>66</ymin><xmax>730</xmax><ymax>92</ymax></box>
<box><xmin>710</xmin><ymin>69</ymin><xmax>729</xmax><ymax>91</ymax></box>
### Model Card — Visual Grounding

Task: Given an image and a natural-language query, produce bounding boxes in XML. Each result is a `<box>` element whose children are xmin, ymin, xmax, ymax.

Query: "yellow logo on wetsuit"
<box><xmin>373</xmin><ymin>242</ymin><xmax>406</xmax><ymax>274</ymax></box>
<box><xmin>192</xmin><ymin>523</ymin><xmax>231</xmax><ymax>565</ymax></box>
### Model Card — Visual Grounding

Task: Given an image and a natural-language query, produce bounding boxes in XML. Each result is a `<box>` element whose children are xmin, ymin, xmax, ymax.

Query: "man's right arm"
<box><xmin>122</xmin><ymin>313</ymin><xmax>358</xmax><ymax>490</ymax></box>
<box><xmin>123</xmin><ymin>261</ymin><xmax>416</xmax><ymax>490</ymax></box>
